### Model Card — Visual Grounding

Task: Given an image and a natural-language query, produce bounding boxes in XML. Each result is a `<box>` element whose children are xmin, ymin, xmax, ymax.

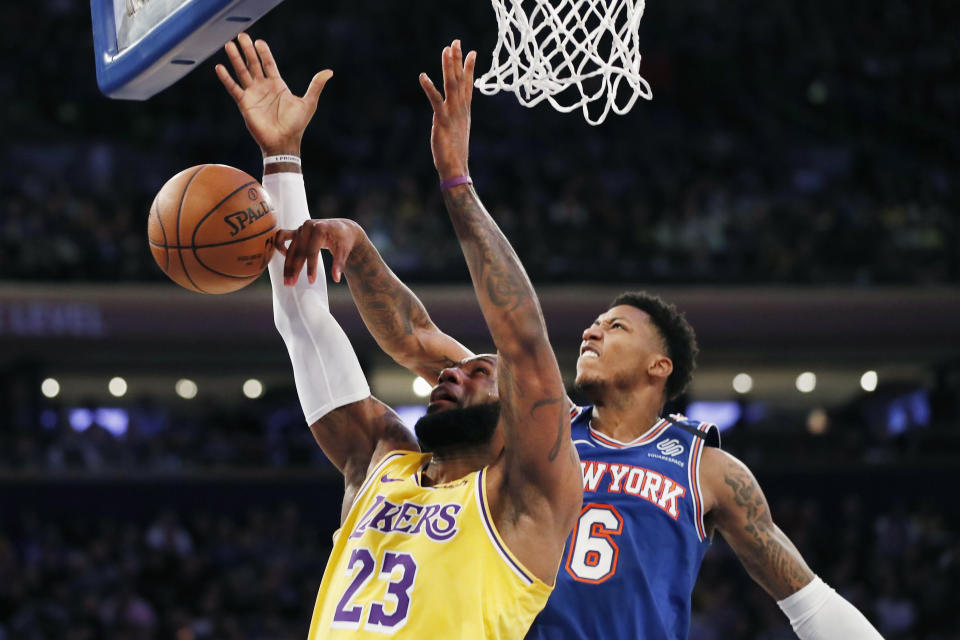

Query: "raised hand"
<box><xmin>216</xmin><ymin>32</ymin><xmax>332</xmax><ymax>157</ymax></box>
<box><xmin>419</xmin><ymin>40</ymin><xmax>477</xmax><ymax>181</ymax></box>
<box><xmin>275</xmin><ymin>218</ymin><xmax>364</xmax><ymax>286</ymax></box>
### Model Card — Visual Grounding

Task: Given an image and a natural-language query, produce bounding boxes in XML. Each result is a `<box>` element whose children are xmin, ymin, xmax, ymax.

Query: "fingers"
<box><xmin>215</xmin><ymin>63</ymin><xmax>244</xmax><ymax>102</ymax></box>
<box><xmin>303</xmin><ymin>224</ymin><xmax>331</xmax><ymax>284</ymax></box>
<box><xmin>274</xmin><ymin>229</ymin><xmax>295</xmax><ymax>257</ymax></box>
<box><xmin>463</xmin><ymin>50</ymin><xmax>477</xmax><ymax>105</ymax></box>
<box><xmin>283</xmin><ymin>224</ymin><xmax>310</xmax><ymax>284</ymax></box>
<box><xmin>452</xmin><ymin>40</ymin><xmax>463</xmax><ymax>83</ymax></box>
<box><xmin>303</xmin><ymin>70</ymin><xmax>334</xmax><ymax>109</ymax></box>
<box><xmin>441</xmin><ymin>45</ymin><xmax>457</xmax><ymax>103</ymax></box>
<box><xmin>282</xmin><ymin>222</ymin><xmax>336</xmax><ymax>285</ymax></box>
<box><xmin>237</xmin><ymin>32</ymin><xmax>264</xmax><ymax>80</ymax></box>
<box><xmin>419</xmin><ymin>73</ymin><xmax>444</xmax><ymax>112</ymax></box>
<box><xmin>224</xmin><ymin>40</ymin><xmax>253</xmax><ymax>88</ymax></box>
<box><xmin>306</xmin><ymin>245</ymin><xmax>319</xmax><ymax>284</ymax></box>
<box><xmin>330</xmin><ymin>244</ymin><xmax>349</xmax><ymax>283</ymax></box>
<box><xmin>254</xmin><ymin>39</ymin><xmax>280</xmax><ymax>78</ymax></box>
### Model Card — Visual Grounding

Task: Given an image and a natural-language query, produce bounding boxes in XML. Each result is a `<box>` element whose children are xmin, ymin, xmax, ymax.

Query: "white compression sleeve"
<box><xmin>263</xmin><ymin>172</ymin><xmax>370</xmax><ymax>424</ymax></box>
<box><xmin>777</xmin><ymin>576</ymin><xmax>884</xmax><ymax>640</ymax></box>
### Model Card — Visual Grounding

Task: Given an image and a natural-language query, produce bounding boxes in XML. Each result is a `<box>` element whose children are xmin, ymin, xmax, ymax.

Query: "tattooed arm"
<box><xmin>277</xmin><ymin>217</ymin><xmax>474</xmax><ymax>381</ymax></box>
<box><xmin>309</xmin><ymin>397</ymin><xmax>419</xmax><ymax>525</ymax></box>
<box><xmin>702</xmin><ymin>447</ymin><xmax>814</xmax><ymax>599</ymax></box>
<box><xmin>343</xmin><ymin>227</ymin><xmax>474</xmax><ymax>380</ymax></box>
<box><xmin>702</xmin><ymin>448</ymin><xmax>883</xmax><ymax>638</ymax></box>
<box><xmin>419</xmin><ymin>40</ymin><xmax>581</xmax><ymax>580</ymax></box>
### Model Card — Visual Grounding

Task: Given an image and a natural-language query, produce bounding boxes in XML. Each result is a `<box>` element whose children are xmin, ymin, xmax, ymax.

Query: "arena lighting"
<box><xmin>175</xmin><ymin>378</ymin><xmax>198</xmax><ymax>400</ymax></box>
<box><xmin>860</xmin><ymin>370</ymin><xmax>879</xmax><ymax>392</ymax></box>
<box><xmin>108</xmin><ymin>376</ymin><xmax>128</xmax><ymax>397</ymax></box>
<box><xmin>243</xmin><ymin>379</ymin><xmax>264</xmax><ymax>399</ymax></box>
<box><xmin>732</xmin><ymin>373</ymin><xmax>753</xmax><ymax>394</ymax></box>
<box><xmin>395</xmin><ymin>405</ymin><xmax>428</xmax><ymax>430</ymax></box>
<box><xmin>68</xmin><ymin>408</ymin><xmax>129</xmax><ymax>436</ymax></box>
<box><xmin>70</xmin><ymin>408</ymin><xmax>93</xmax><ymax>431</ymax></box>
<box><xmin>795</xmin><ymin>372</ymin><xmax>817</xmax><ymax>394</ymax></box>
<box><xmin>412</xmin><ymin>377</ymin><xmax>433</xmax><ymax>398</ymax></box>
<box><xmin>41</xmin><ymin>378</ymin><xmax>60</xmax><ymax>399</ymax></box>
<box><xmin>807</xmin><ymin>408</ymin><xmax>829</xmax><ymax>435</ymax></box>
<box><xmin>686</xmin><ymin>401</ymin><xmax>741</xmax><ymax>432</ymax></box>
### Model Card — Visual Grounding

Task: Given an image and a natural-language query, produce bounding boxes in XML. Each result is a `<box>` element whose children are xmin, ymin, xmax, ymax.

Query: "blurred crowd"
<box><xmin>1</xmin><ymin>0</ymin><xmax>957</xmax><ymax>285</ymax></box>
<box><xmin>2</xmin><ymin>388</ymin><xmax>959</xmax><ymax>472</ymax></box>
<box><xmin>0</xmin><ymin>505</ymin><xmax>329</xmax><ymax>640</ymax></box>
<box><xmin>0</xmin><ymin>496</ymin><xmax>956</xmax><ymax>639</ymax></box>
<box><xmin>0</xmin><ymin>395</ymin><xmax>325</xmax><ymax>472</ymax></box>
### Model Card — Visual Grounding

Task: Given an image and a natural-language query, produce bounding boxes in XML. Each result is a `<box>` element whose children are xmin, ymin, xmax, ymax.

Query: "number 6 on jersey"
<box><xmin>565</xmin><ymin>504</ymin><xmax>624</xmax><ymax>584</ymax></box>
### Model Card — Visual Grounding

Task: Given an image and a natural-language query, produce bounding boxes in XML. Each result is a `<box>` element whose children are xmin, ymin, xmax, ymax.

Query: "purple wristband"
<box><xmin>440</xmin><ymin>175</ymin><xmax>473</xmax><ymax>190</ymax></box>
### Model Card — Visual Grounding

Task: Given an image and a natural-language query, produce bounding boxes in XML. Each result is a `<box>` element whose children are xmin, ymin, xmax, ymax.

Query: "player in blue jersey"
<box><xmin>524</xmin><ymin>293</ymin><xmax>881</xmax><ymax>639</ymax></box>
<box><xmin>270</xmin><ymin>43</ymin><xmax>883</xmax><ymax>640</ymax></box>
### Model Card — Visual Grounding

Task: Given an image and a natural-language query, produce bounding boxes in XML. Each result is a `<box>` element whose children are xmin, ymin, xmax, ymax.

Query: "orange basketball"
<box><xmin>147</xmin><ymin>164</ymin><xmax>277</xmax><ymax>294</ymax></box>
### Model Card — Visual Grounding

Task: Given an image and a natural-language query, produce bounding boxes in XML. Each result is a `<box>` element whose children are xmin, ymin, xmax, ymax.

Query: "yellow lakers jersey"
<box><xmin>308</xmin><ymin>451</ymin><xmax>553</xmax><ymax>639</ymax></box>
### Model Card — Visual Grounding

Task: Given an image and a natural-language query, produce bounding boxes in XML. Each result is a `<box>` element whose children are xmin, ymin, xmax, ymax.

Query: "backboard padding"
<box><xmin>91</xmin><ymin>0</ymin><xmax>286</xmax><ymax>100</ymax></box>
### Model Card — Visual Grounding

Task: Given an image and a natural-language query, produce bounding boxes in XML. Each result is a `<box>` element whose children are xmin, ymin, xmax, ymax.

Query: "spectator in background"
<box><xmin>1</xmin><ymin>497</ymin><xmax>957</xmax><ymax>639</ymax></box>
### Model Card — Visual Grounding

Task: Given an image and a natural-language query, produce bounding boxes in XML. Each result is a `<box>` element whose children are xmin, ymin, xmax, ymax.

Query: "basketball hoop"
<box><xmin>475</xmin><ymin>0</ymin><xmax>652</xmax><ymax>125</ymax></box>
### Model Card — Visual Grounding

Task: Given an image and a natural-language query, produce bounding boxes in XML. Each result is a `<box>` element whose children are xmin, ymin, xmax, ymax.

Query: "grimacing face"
<box><xmin>575</xmin><ymin>305</ymin><xmax>670</xmax><ymax>392</ymax></box>
<box><xmin>427</xmin><ymin>354</ymin><xmax>500</xmax><ymax>414</ymax></box>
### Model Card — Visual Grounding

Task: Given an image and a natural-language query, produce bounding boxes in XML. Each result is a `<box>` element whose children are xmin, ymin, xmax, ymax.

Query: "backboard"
<box><xmin>91</xmin><ymin>0</ymin><xmax>286</xmax><ymax>100</ymax></box>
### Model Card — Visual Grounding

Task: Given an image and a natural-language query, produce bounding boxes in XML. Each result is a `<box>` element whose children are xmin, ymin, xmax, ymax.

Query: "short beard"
<box><xmin>414</xmin><ymin>403</ymin><xmax>500</xmax><ymax>455</ymax></box>
<box><xmin>573</xmin><ymin>377</ymin><xmax>606</xmax><ymax>404</ymax></box>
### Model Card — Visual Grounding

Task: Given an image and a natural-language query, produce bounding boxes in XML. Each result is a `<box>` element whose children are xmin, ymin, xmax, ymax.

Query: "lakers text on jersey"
<box><xmin>309</xmin><ymin>451</ymin><xmax>553</xmax><ymax>639</ymax></box>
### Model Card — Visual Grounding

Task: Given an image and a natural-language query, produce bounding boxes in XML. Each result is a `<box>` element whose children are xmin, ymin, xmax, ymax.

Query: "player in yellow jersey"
<box><xmin>216</xmin><ymin>35</ymin><xmax>582</xmax><ymax>638</ymax></box>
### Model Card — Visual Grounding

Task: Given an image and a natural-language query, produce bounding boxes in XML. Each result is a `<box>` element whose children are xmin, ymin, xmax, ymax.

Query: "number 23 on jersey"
<box><xmin>332</xmin><ymin>547</ymin><xmax>419</xmax><ymax>633</ymax></box>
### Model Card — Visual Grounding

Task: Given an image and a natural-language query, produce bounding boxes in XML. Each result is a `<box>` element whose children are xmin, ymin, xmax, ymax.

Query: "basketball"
<box><xmin>147</xmin><ymin>164</ymin><xmax>277</xmax><ymax>294</ymax></box>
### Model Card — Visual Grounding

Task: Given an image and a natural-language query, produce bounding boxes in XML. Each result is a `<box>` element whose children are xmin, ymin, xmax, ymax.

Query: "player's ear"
<box><xmin>648</xmin><ymin>354</ymin><xmax>673</xmax><ymax>382</ymax></box>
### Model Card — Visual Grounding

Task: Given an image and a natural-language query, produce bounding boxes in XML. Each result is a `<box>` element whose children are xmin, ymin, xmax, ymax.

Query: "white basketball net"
<box><xmin>475</xmin><ymin>0</ymin><xmax>652</xmax><ymax>125</ymax></box>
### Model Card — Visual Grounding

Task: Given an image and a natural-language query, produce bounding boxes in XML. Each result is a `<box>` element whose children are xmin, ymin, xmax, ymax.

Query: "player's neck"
<box><xmin>589</xmin><ymin>386</ymin><xmax>663</xmax><ymax>443</ymax></box>
<box><xmin>421</xmin><ymin>448</ymin><xmax>494</xmax><ymax>485</ymax></box>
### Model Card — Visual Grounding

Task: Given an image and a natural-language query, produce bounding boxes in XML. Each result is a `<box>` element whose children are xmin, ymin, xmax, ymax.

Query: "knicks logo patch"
<box><xmin>656</xmin><ymin>438</ymin><xmax>685</xmax><ymax>457</ymax></box>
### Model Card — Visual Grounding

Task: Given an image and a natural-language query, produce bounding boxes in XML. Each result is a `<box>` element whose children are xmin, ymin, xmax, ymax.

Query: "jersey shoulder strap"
<box><xmin>665</xmin><ymin>413</ymin><xmax>721</xmax><ymax>448</ymax></box>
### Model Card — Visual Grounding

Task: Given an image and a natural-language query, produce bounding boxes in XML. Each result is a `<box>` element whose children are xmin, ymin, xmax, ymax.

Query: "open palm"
<box><xmin>216</xmin><ymin>33</ymin><xmax>331</xmax><ymax>156</ymax></box>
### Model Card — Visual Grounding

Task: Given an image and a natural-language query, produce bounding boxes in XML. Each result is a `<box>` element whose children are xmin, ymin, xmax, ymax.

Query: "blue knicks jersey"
<box><xmin>527</xmin><ymin>407</ymin><xmax>720</xmax><ymax>640</ymax></box>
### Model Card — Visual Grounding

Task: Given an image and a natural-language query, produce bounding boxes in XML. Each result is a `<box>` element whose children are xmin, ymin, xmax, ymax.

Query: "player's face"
<box><xmin>427</xmin><ymin>355</ymin><xmax>500</xmax><ymax>414</ymax></box>
<box><xmin>575</xmin><ymin>305</ymin><xmax>667</xmax><ymax>391</ymax></box>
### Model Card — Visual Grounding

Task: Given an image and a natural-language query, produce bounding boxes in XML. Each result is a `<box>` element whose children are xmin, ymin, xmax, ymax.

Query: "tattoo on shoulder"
<box><xmin>722</xmin><ymin>459</ymin><xmax>810</xmax><ymax>593</ymax></box>
<box><xmin>723</xmin><ymin>462</ymin><xmax>766</xmax><ymax>522</ymax></box>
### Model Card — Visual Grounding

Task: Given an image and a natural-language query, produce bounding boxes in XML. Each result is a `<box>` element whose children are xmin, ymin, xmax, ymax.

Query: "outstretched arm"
<box><xmin>220</xmin><ymin>34</ymin><xmax>471</xmax><ymax>383</ymax></box>
<box><xmin>276</xmin><ymin>218</ymin><xmax>474</xmax><ymax>381</ymax></box>
<box><xmin>217</xmin><ymin>34</ymin><xmax>417</xmax><ymax>515</ymax></box>
<box><xmin>703</xmin><ymin>448</ymin><xmax>883</xmax><ymax>639</ymax></box>
<box><xmin>419</xmin><ymin>41</ymin><xmax>581</xmax><ymax>557</ymax></box>
<box><xmin>342</xmin><ymin>227</ymin><xmax>475</xmax><ymax>380</ymax></box>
